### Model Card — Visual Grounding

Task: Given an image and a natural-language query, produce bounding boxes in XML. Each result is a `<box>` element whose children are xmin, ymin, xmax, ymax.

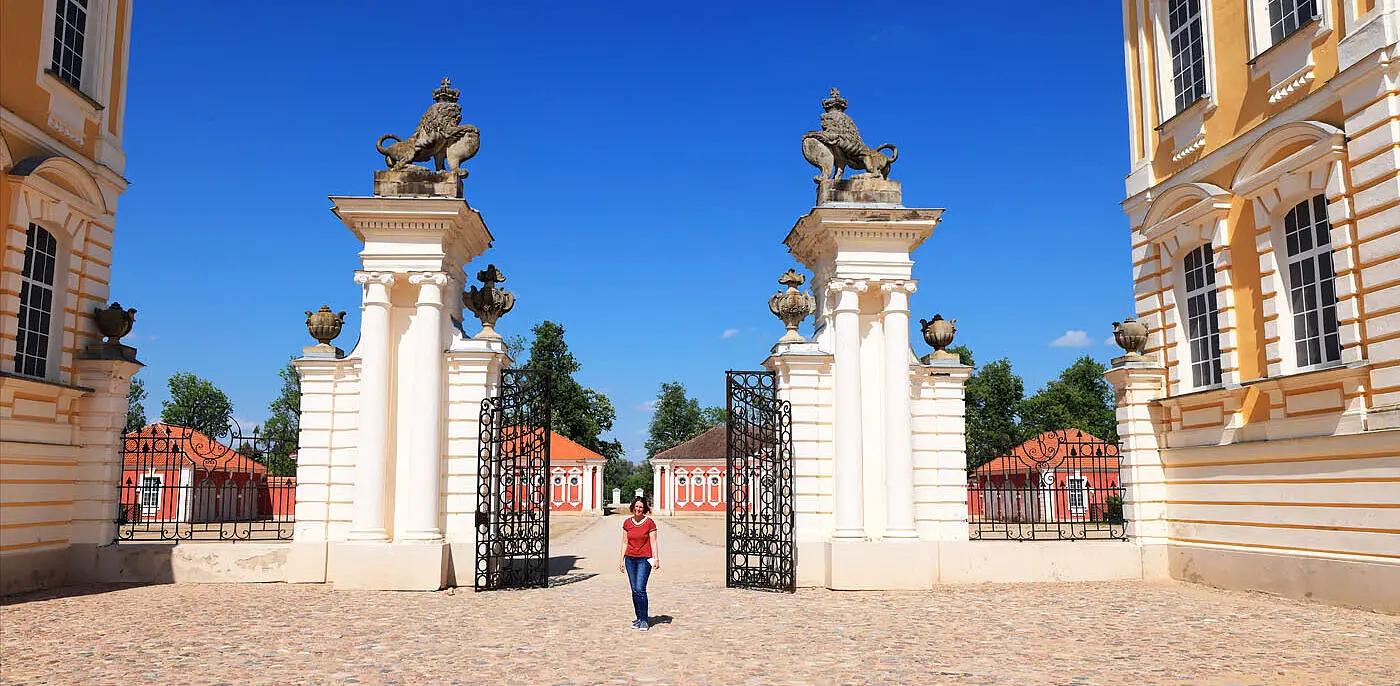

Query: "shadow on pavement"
<box><xmin>548</xmin><ymin>555</ymin><xmax>582</xmax><ymax>575</ymax></box>
<box><xmin>647</xmin><ymin>614</ymin><xmax>674</xmax><ymax>625</ymax></box>
<box><xmin>548</xmin><ymin>573</ymin><xmax>598</xmax><ymax>587</ymax></box>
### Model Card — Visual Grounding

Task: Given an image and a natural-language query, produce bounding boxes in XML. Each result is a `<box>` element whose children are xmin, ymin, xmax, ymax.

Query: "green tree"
<box><xmin>644</xmin><ymin>381</ymin><xmax>715</xmax><ymax>458</ymax></box>
<box><xmin>1019</xmin><ymin>355</ymin><xmax>1118</xmax><ymax>443</ymax></box>
<box><xmin>260</xmin><ymin>361</ymin><xmax>300</xmax><ymax>477</ymax></box>
<box><xmin>964</xmin><ymin>352</ymin><xmax>1027</xmax><ymax>470</ymax></box>
<box><xmin>124</xmin><ymin>376</ymin><xmax>147</xmax><ymax>434</ymax></box>
<box><xmin>520</xmin><ymin>321</ymin><xmax>626</xmax><ymax>489</ymax></box>
<box><xmin>160</xmin><ymin>372</ymin><xmax>234</xmax><ymax>438</ymax></box>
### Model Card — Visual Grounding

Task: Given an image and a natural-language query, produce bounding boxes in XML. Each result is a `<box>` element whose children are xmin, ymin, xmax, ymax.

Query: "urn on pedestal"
<box><xmin>464</xmin><ymin>264</ymin><xmax>515</xmax><ymax>339</ymax></box>
<box><xmin>84</xmin><ymin>302</ymin><xmax>141</xmax><ymax>362</ymax></box>
<box><xmin>1112</xmin><ymin>317</ymin><xmax>1149</xmax><ymax>361</ymax></box>
<box><xmin>304</xmin><ymin>305</ymin><xmax>347</xmax><ymax>358</ymax></box>
<box><xmin>769</xmin><ymin>269</ymin><xmax>816</xmax><ymax>343</ymax></box>
<box><xmin>919</xmin><ymin>314</ymin><xmax>959</xmax><ymax>364</ymax></box>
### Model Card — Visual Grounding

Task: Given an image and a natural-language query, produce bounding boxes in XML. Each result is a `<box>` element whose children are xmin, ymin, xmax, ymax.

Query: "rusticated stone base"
<box><xmin>373</xmin><ymin>168</ymin><xmax>462</xmax><ymax>198</ymax></box>
<box><xmin>816</xmin><ymin>177</ymin><xmax>901</xmax><ymax>206</ymax></box>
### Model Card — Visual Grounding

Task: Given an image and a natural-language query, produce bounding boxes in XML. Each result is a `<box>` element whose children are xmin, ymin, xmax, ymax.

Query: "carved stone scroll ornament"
<box><xmin>801</xmin><ymin>88</ymin><xmax>899</xmax><ymax>183</ymax></box>
<box><xmin>769</xmin><ymin>269</ymin><xmax>816</xmax><ymax>343</ymax></box>
<box><xmin>464</xmin><ymin>264</ymin><xmax>515</xmax><ymax>339</ymax></box>
<box><xmin>375</xmin><ymin>78</ymin><xmax>481</xmax><ymax>175</ymax></box>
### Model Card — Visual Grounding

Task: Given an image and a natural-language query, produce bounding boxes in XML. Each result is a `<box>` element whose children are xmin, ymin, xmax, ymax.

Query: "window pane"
<box><xmin>1282</xmin><ymin>194</ymin><xmax>1341</xmax><ymax>366</ymax></box>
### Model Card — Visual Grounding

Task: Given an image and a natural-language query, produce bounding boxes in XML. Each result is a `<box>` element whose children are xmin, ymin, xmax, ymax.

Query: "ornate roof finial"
<box><xmin>822</xmin><ymin>87</ymin><xmax>848</xmax><ymax>112</ymax></box>
<box><xmin>432</xmin><ymin>77</ymin><xmax>460</xmax><ymax>104</ymax></box>
<box><xmin>475</xmin><ymin>264</ymin><xmax>506</xmax><ymax>285</ymax></box>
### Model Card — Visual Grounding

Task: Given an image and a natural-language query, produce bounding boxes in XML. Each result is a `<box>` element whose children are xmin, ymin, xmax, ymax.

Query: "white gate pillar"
<box><xmin>880</xmin><ymin>281</ymin><xmax>918</xmax><ymax>539</ymax></box>
<box><xmin>402</xmin><ymin>272</ymin><xmax>449</xmax><ymax>541</ymax></box>
<box><xmin>348</xmin><ymin>271</ymin><xmax>395</xmax><ymax>542</ymax></box>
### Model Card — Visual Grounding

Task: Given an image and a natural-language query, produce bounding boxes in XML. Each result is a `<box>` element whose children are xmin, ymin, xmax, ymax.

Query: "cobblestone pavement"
<box><xmin>3</xmin><ymin>515</ymin><xmax>1398</xmax><ymax>685</ymax></box>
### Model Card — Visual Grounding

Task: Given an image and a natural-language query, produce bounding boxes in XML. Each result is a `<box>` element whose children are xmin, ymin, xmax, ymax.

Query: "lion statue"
<box><xmin>801</xmin><ymin>88</ymin><xmax>898</xmax><ymax>182</ymax></box>
<box><xmin>375</xmin><ymin>78</ymin><xmax>481</xmax><ymax>175</ymax></box>
<box><xmin>377</xmin><ymin>125</ymin><xmax>480</xmax><ymax>174</ymax></box>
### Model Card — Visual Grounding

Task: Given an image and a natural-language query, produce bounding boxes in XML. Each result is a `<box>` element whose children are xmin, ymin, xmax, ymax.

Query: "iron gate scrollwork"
<box><xmin>475</xmin><ymin>368</ymin><xmax>552</xmax><ymax>591</ymax></box>
<box><xmin>966</xmin><ymin>429</ymin><xmax>1127</xmax><ymax>541</ymax></box>
<box><xmin>116</xmin><ymin>420</ymin><xmax>297</xmax><ymax>542</ymax></box>
<box><xmin>725</xmin><ymin>370</ymin><xmax>795</xmax><ymax>593</ymax></box>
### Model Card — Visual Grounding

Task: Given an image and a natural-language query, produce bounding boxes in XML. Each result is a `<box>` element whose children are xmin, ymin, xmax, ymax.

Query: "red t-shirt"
<box><xmin>623</xmin><ymin>516</ymin><xmax>656</xmax><ymax>558</ymax></box>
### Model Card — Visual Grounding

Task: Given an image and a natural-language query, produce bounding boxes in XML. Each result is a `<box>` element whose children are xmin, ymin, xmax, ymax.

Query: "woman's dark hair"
<box><xmin>629</xmin><ymin>496</ymin><xmax>651</xmax><ymax>515</ymax></box>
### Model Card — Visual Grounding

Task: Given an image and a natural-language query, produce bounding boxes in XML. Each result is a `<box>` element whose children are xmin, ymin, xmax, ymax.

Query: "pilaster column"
<box><xmin>880</xmin><ymin>280</ymin><xmax>918</xmax><ymax>539</ymax></box>
<box><xmin>829</xmin><ymin>279</ymin><xmax>867</xmax><ymax>539</ymax></box>
<box><xmin>403</xmin><ymin>272</ymin><xmax>449</xmax><ymax>541</ymax></box>
<box><xmin>349</xmin><ymin>271</ymin><xmax>395</xmax><ymax>541</ymax></box>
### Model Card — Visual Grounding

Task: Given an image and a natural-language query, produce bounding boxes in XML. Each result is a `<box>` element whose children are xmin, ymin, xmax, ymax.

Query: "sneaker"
<box><xmin>637</xmin><ymin>620</ymin><xmax>649</xmax><ymax>631</ymax></box>
<box><xmin>629</xmin><ymin>620</ymin><xmax>641</xmax><ymax>630</ymax></box>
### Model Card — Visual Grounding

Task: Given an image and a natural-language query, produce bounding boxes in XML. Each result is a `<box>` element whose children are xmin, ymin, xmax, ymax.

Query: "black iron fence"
<box><xmin>116</xmin><ymin>422</ymin><xmax>296</xmax><ymax>542</ymax></box>
<box><xmin>967</xmin><ymin>429</ymin><xmax>1126</xmax><ymax>541</ymax></box>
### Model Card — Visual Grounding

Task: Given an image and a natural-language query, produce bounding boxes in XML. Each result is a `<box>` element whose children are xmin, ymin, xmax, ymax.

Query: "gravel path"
<box><xmin>3</xmin><ymin>516</ymin><xmax>1397</xmax><ymax>685</ymax></box>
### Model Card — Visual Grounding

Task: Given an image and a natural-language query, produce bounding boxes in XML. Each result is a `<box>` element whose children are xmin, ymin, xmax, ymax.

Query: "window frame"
<box><xmin>1182</xmin><ymin>243</ymin><xmax>1225</xmax><ymax>389</ymax></box>
<box><xmin>1244</xmin><ymin>0</ymin><xmax>1330</xmax><ymax>105</ymax></box>
<box><xmin>1137</xmin><ymin>182</ymin><xmax>1237</xmax><ymax>396</ymax></box>
<box><xmin>1232</xmin><ymin>121</ymin><xmax>1358</xmax><ymax>379</ymax></box>
<box><xmin>1151</xmin><ymin>0</ymin><xmax>1218</xmax><ymax>124</ymax></box>
<box><xmin>14</xmin><ymin>224</ymin><xmax>64</xmax><ymax>381</ymax></box>
<box><xmin>139</xmin><ymin>474</ymin><xmax>163</xmax><ymax>517</ymax></box>
<box><xmin>1066</xmin><ymin>474</ymin><xmax>1089</xmax><ymax>516</ymax></box>
<box><xmin>1280</xmin><ymin>194</ymin><xmax>1343</xmax><ymax>371</ymax></box>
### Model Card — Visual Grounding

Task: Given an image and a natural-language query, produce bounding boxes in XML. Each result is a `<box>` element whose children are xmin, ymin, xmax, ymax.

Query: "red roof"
<box><xmin>497</xmin><ymin>426</ymin><xmax>606</xmax><ymax>464</ymax></box>
<box><xmin>122</xmin><ymin>423</ymin><xmax>269</xmax><ymax>474</ymax></box>
<box><xmin>653</xmin><ymin>425</ymin><xmax>726</xmax><ymax>462</ymax></box>
<box><xmin>973</xmin><ymin>429</ymin><xmax>1118</xmax><ymax>475</ymax></box>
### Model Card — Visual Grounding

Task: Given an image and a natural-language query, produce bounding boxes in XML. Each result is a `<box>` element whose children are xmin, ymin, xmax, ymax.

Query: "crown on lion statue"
<box><xmin>432</xmin><ymin>77</ymin><xmax>460</xmax><ymax>104</ymax></box>
<box><xmin>821</xmin><ymin>87</ymin><xmax>848</xmax><ymax>112</ymax></box>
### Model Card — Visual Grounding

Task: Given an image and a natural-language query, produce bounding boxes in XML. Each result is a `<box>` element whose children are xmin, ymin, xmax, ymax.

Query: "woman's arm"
<box><xmin>649</xmin><ymin>528</ymin><xmax>660</xmax><ymax>569</ymax></box>
<box><xmin>619</xmin><ymin>527</ymin><xmax>628</xmax><ymax>573</ymax></box>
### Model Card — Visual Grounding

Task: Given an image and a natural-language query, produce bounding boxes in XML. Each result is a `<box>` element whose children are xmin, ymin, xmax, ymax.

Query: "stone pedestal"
<box><xmin>373</xmin><ymin>168</ymin><xmax>463</xmax><ymax>198</ymax></box>
<box><xmin>1104</xmin><ymin>356</ymin><xmax>1170</xmax><ymax>579</ymax></box>
<box><xmin>291</xmin><ymin>188</ymin><xmax>497</xmax><ymax>591</ymax></box>
<box><xmin>816</xmin><ymin>177</ymin><xmax>902</xmax><ymax>206</ymax></box>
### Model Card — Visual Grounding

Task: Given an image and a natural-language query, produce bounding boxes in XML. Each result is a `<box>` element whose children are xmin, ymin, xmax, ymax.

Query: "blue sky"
<box><xmin>113</xmin><ymin>3</ymin><xmax>1132</xmax><ymax>460</ymax></box>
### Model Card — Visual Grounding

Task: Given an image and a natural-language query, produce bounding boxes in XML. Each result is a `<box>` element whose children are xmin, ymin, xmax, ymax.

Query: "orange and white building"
<box><xmin>1115</xmin><ymin>0</ymin><xmax>1400</xmax><ymax>612</ymax></box>
<box><xmin>547</xmin><ymin>432</ymin><xmax>605</xmax><ymax>514</ymax></box>
<box><xmin>1</xmin><ymin>0</ymin><xmax>137</xmax><ymax>595</ymax></box>
<box><xmin>650</xmin><ymin>426</ymin><xmax>728</xmax><ymax>514</ymax></box>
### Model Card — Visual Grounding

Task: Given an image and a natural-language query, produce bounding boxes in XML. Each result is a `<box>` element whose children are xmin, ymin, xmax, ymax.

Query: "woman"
<box><xmin>619</xmin><ymin>496</ymin><xmax>660</xmax><ymax>631</ymax></box>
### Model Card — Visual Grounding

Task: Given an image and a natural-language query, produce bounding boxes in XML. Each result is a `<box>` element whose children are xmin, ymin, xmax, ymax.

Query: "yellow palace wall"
<box><xmin>1</xmin><ymin>0</ymin><xmax>137</xmax><ymax>596</ymax></box>
<box><xmin>1120</xmin><ymin>0</ymin><xmax>1400</xmax><ymax>612</ymax></box>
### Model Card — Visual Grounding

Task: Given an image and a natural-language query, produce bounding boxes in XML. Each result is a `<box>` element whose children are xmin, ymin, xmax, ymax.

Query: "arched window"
<box><xmin>1183</xmin><ymin>243</ymin><xmax>1223</xmax><ymax>387</ymax></box>
<box><xmin>1282</xmin><ymin>195</ymin><xmax>1341</xmax><ymax>367</ymax></box>
<box><xmin>16</xmin><ymin>224</ymin><xmax>59</xmax><ymax>379</ymax></box>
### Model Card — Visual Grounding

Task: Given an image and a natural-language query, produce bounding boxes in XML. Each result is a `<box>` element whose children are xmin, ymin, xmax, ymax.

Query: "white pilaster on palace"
<box><xmin>768</xmin><ymin>179</ymin><xmax>971</xmax><ymax>589</ymax></box>
<box><xmin>288</xmin><ymin>184</ymin><xmax>508</xmax><ymax>591</ymax></box>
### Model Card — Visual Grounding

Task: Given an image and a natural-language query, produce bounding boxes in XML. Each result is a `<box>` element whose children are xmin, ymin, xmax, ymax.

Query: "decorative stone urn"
<box><xmin>94</xmin><ymin>302</ymin><xmax>136</xmax><ymax>343</ymax></box>
<box><xmin>919</xmin><ymin>314</ymin><xmax>958</xmax><ymax>363</ymax></box>
<box><xmin>1112</xmin><ymin>317</ymin><xmax>1149</xmax><ymax>358</ymax></box>
<box><xmin>464</xmin><ymin>264</ymin><xmax>515</xmax><ymax>339</ymax></box>
<box><xmin>303</xmin><ymin>305</ymin><xmax>347</xmax><ymax>358</ymax></box>
<box><xmin>305</xmin><ymin>305</ymin><xmax>346</xmax><ymax>345</ymax></box>
<box><xmin>768</xmin><ymin>269</ymin><xmax>816</xmax><ymax>343</ymax></box>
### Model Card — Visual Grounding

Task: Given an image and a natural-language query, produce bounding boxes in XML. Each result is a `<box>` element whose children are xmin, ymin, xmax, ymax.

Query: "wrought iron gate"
<box><xmin>475</xmin><ymin>368</ymin><xmax>552</xmax><ymax>591</ymax></box>
<box><xmin>725</xmin><ymin>370</ymin><xmax>795</xmax><ymax>592</ymax></box>
<box><xmin>117</xmin><ymin>420</ymin><xmax>296</xmax><ymax>542</ymax></box>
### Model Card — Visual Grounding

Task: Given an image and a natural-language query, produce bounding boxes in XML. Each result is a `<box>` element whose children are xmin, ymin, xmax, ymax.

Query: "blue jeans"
<box><xmin>623</xmin><ymin>555</ymin><xmax>651</xmax><ymax>622</ymax></box>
